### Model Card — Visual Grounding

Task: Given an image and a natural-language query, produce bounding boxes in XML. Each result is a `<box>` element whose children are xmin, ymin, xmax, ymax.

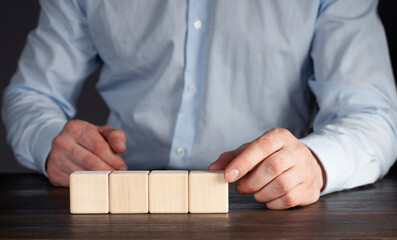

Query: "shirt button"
<box><xmin>194</xmin><ymin>20</ymin><xmax>202</xmax><ymax>29</ymax></box>
<box><xmin>176</xmin><ymin>147</ymin><xmax>185</xmax><ymax>157</ymax></box>
<box><xmin>188</xmin><ymin>84</ymin><xmax>197</xmax><ymax>94</ymax></box>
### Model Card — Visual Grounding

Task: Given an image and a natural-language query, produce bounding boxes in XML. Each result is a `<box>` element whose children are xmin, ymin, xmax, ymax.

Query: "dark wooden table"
<box><xmin>0</xmin><ymin>173</ymin><xmax>396</xmax><ymax>239</ymax></box>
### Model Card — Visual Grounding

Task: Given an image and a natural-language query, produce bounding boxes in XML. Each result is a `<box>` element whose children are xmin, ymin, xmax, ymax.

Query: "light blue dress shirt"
<box><xmin>3</xmin><ymin>0</ymin><xmax>397</xmax><ymax>195</ymax></box>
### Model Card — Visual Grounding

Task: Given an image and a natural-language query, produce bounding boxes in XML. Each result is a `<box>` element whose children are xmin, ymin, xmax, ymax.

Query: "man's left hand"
<box><xmin>208</xmin><ymin>128</ymin><xmax>325</xmax><ymax>210</ymax></box>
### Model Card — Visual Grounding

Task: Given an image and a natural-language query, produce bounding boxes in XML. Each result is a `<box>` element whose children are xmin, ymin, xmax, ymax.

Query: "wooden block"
<box><xmin>189</xmin><ymin>171</ymin><xmax>229</xmax><ymax>213</ymax></box>
<box><xmin>109</xmin><ymin>171</ymin><xmax>149</xmax><ymax>214</ymax></box>
<box><xmin>149</xmin><ymin>170</ymin><xmax>188</xmax><ymax>213</ymax></box>
<box><xmin>70</xmin><ymin>171</ymin><xmax>110</xmax><ymax>214</ymax></box>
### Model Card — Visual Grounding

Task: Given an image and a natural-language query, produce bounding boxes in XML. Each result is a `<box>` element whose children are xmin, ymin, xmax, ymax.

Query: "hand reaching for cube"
<box><xmin>209</xmin><ymin>128</ymin><xmax>326</xmax><ymax>210</ymax></box>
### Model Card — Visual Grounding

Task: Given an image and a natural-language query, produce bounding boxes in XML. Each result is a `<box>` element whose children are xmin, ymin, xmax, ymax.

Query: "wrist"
<box><xmin>310</xmin><ymin>150</ymin><xmax>327</xmax><ymax>192</ymax></box>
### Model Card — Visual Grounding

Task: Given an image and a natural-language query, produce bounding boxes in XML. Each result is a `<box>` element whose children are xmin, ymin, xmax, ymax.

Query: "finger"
<box><xmin>48</xmin><ymin>169</ymin><xmax>70</xmax><ymax>187</ymax></box>
<box><xmin>235</xmin><ymin>148</ymin><xmax>297</xmax><ymax>194</ymax></box>
<box><xmin>224</xmin><ymin>128</ymin><xmax>291</xmax><ymax>182</ymax></box>
<box><xmin>98</xmin><ymin>125</ymin><xmax>126</xmax><ymax>153</ymax></box>
<box><xmin>250</xmin><ymin>166</ymin><xmax>305</xmax><ymax>203</ymax></box>
<box><xmin>265</xmin><ymin>183</ymin><xmax>319</xmax><ymax>210</ymax></box>
<box><xmin>69</xmin><ymin>144</ymin><xmax>117</xmax><ymax>171</ymax></box>
<box><xmin>208</xmin><ymin>144</ymin><xmax>249</xmax><ymax>171</ymax></box>
<box><xmin>76</xmin><ymin>129</ymin><xmax>127</xmax><ymax>170</ymax></box>
<box><xmin>56</xmin><ymin>155</ymin><xmax>85</xmax><ymax>175</ymax></box>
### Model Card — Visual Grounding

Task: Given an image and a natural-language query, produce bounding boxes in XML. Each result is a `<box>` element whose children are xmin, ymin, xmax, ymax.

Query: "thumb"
<box><xmin>98</xmin><ymin>125</ymin><xmax>127</xmax><ymax>154</ymax></box>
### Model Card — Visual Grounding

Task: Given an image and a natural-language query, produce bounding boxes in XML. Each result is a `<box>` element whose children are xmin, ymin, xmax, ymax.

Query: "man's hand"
<box><xmin>209</xmin><ymin>128</ymin><xmax>326</xmax><ymax>210</ymax></box>
<box><xmin>46</xmin><ymin>120</ymin><xmax>127</xmax><ymax>187</ymax></box>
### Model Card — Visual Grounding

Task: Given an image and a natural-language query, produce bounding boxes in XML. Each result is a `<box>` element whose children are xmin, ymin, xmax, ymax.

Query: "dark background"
<box><xmin>0</xmin><ymin>1</ymin><xmax>396</xmax><ymax>175</ymax></box>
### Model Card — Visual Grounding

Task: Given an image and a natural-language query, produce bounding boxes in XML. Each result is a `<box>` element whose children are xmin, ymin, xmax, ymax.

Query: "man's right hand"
<box><xmin>46</xmin><ymin>120</ymin><xmax>128</xmax><ymax>187</ymax></box>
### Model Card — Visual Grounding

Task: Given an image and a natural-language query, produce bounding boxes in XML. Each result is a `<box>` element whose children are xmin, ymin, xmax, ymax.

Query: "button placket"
<box><xmin>168</xmin><ymin>0</ymin><xmax>210</xmax><ymax>169</ymax></box>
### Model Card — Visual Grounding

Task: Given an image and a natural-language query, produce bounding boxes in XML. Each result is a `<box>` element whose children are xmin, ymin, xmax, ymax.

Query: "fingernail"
<box><xmin>116</xmin><ymin>138</ymin><xmax>126</xmax><ymax>150</ymax></box>
<box><xmin>118</xmin><ymin>166</ymin><xmax>127</xmax><ymax>171</ymax></box>
<box><xmin>225</xmin><ymin>169</ymin><xmax>239</xmax><ymax>182</ymax></box>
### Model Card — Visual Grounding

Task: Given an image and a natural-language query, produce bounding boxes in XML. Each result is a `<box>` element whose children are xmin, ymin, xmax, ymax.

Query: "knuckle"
<box><xmin>276</xmin><ymin>128</ymin><xmax>289</xmax><ymax>136</ymax></box>
<box><xmin>64</xmin><ymin>120</ymin><xmax>80</xmax><ymax>132</ymax></box>
<box><xmin>266</xmin><ymin>157</ymin><xmax>283</xmax><ymax>175</ymax></box>
<box><xmin>253</xmin><ymin>192</ymin><xmax>266</xmax><ymax>203</ymax></box>
<box><xmin>276</xmin><ymin>176</ymin><xmax>290</xmax><ymax>193</ymax></box>
<box><xmin>271</xmin><ymin>128</ymin><xmax>291</xmax><ymax>139</ymax></box>
<box><xmin>82</xmin><ymin>155</ymin><xmax>97</xmax><ymax>169</ymax></box>
<box><xmin>52</xmin><ymin>136</ymin><xmax>68</xmax><ymax>149</ymax></box>
<box><xmin>255</xmin><ymin>136</ymin><xmax>272</xmax><ymax>151</ymax></box>
<box><xmin>70</xmin><ymin>147</ymin><xmax>80</xmax><ymax>160</ymax></box>
<box><xmin>274</xmin><ymin>127</ymin><xmax>283</xmax><ymax>133</ymax></box>
<box><xmin>283</xmin><ymin>193</ymin><xmax>296</xmax><ymax>208</ymax></box>
<box><xmin>82</xmin><ymin>128</ymin><xmax>98</xmax><ymax>139</ymax></box>
<box><xmin>269</xmin><ymin>127</ymin><xmax>282</xmax><ymax>135</ymax></box>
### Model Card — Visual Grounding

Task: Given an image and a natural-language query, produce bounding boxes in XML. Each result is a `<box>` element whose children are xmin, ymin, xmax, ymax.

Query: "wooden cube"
<box><xmin>189</xmin><ymin>171</ymin><xmax>229</xmax><ymax>213</ymax></box>
<box><xmin>70</xmin><ymin>171</ymin><xmax>110</xmax><ymax>214</ymax></box>
<box><xmin>149</xmin><ymin>170</ymin><xmax>188</xmax><ymax>213</ymax></box>
<box><xmin>109</xmin><ymin>171</ymin><xmax>149</xmax><ymax>214</ymax></box>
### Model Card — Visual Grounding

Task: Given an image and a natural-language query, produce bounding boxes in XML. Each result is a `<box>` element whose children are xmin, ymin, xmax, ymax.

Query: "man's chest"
<box><xmin>82</xmin><ymin>0</ymin><xmax>319</xmax><ymax>76</ymax></box>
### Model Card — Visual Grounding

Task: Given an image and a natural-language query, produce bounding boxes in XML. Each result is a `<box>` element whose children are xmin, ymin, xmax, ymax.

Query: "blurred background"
<box><xmin>0</xmin><ymin>0</ymin><xmax>396</xmax><ymax>175</ymax></box>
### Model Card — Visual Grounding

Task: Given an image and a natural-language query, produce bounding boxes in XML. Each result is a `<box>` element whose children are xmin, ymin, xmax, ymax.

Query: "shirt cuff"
<box><xmin>31</xmin><ymin>120</ymin><xmax>66</xmax><ymax>177</ymax></box>
<box><xmin>300</xmin><ymin>133</ymin><xmax>351</xmax><ymax>195</ymax></box>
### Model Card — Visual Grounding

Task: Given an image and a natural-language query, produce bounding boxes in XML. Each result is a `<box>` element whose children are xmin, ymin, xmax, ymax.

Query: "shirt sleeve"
<box><xmin>1</xmin><ymin>0</ymin><xmax>100</xmax><ymax>176</ymax></box>
<box><xmin>300</xmin><ymin>0</ymin><xmax>397</xmax><ymax>195</ymax></box>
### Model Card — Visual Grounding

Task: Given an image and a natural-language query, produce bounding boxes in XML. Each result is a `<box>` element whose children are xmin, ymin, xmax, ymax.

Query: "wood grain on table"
<box><xmin>0</xmin><ymin>173</ymin><xmax>397</xmax><ymax>239</ymax></box>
